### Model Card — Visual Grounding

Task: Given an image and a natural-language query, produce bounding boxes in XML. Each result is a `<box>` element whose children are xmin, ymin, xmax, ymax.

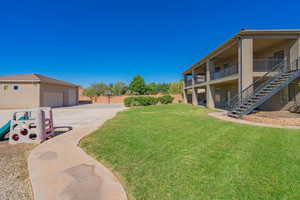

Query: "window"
<box><xmin>13</xmin><ymin>85</ymin><xmax>19</xmax><ymax>90</ymax></box>
<box><xmin>3</xmin><ymin>85</ymin><xmax>8</xmax><ymax>90</ymax></box>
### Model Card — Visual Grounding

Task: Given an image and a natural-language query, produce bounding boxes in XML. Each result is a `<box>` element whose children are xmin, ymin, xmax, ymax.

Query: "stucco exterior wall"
<box><xmin>40</xmin><ymin>83</ymin><xmax>78</xmax><ymax>107</ymax></box>
<box><xmin>0</xmin><ymin>82</ymin><xmax>40</xmax><ymax>108</ymax></box>
<box><xmin>290</xmin><ymin>38</ymin><xmax>300</xmax><ymax>64</ymax></box>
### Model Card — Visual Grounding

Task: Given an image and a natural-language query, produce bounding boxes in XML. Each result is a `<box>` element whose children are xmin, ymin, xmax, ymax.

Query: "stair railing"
<box><xmin>228</xmin><ymin>59</ymin><xmax>290</xmax><ymax>111</ymax></box>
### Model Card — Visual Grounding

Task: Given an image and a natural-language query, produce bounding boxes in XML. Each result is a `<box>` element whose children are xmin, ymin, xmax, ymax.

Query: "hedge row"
<box><xmin>124</xmin><ymin>95</ymin><xmax>174</xmax><ymax>107</ymax></box>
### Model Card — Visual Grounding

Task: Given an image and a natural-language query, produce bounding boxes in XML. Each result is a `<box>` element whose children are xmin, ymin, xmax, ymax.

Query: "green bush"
<box><xmin>158</xmin><ymin>95</ymin><xmax>174</xmax><ymax>104</ymax></box>
<box><xmin>124</xmin><ymin>96</ymin><xmax>159</xmax><ymax>107</ymax></box>
<box><xmin>124</xmin><ymin>97</ymin><xmax>135</xmax><ymax>107</ymax></box>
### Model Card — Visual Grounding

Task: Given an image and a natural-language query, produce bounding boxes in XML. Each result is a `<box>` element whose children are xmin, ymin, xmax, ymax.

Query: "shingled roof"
<box><xmin>0</xmin><ymin>74</ymin><xmax>78</xmax><ymax>87</ymax></box>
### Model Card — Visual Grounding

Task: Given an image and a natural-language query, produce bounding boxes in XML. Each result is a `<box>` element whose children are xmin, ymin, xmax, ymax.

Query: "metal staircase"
<box><xmin>228</xmin><ymin>59</ymin><xmax>300</xmax><ymax>118</ymax></box>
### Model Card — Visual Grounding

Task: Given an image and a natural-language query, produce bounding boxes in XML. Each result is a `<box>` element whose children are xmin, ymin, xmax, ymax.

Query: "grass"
<box><xmin>81</xmin><ymin>104</ymin><xmax>300</xmax><ymax>200</ymax></box>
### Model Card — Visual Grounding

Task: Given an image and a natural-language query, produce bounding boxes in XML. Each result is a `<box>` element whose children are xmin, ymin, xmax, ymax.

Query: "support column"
<box><xmin>192</xmin><ymin>68</ymin><xmax>198</xmax><ymax>105</ymax></box>
<box><xmin>289</xmin><ymin>38</ymin><xmax>300</xmax><ymax>67</ymax></box>
<box><xmin>206</xmin><ymin>84</ymin><xmax>215</xmax><ymax>108</ymax></box>
<box><xmin>238</xmin><ymin>37</ymin><xmax>253</xmax><ymax>94</ymax></box>
<box><xmin>206</xmin><ymin>60</ymin><xmax>215</xmax><ymax>108</ymax></box>
<box><xmin>183</xmin><ymin>89</ymin><xmax>188</xmax><ymax>104</ymax></box>
<box><xmin>182</xmin><ymin>74</ymin><xmax>188</xmax><ymax>104</ymax></box>
<box><xmin>192</xmin><ymin>88</ymin><xmax>198</xmax><ymax>105</ymax></box>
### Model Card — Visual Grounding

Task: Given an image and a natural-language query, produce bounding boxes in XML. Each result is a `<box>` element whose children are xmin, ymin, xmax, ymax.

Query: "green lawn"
<box><xmin>81</xmin><ymin>104</ymin><xmax>300</xmax><ymax>200</ymax></box>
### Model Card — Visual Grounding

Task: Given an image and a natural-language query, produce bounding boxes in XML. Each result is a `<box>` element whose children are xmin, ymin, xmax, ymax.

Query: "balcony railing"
<box><xmin>185</xmin><ymin>79</ymin><xmax>193</xmax><ymax>87</ymax></box>
<box><xmin>194</xmin><ymin>75</ymin><xmax>206</xmax><ymax>84</ymax></box>
<box><xmin>210</xmin><ymin>64</ymin><xmax>238</xmax><ymax>80</ymax></box>
<box><xmin>185</xmin><ymin>58</ymin><xmax>288</xmax><ymax>86</ymax></box>
<box><xmin>253</xmin><ymin>58</ymin><xmax>285</xmax><ymax>72</ymax></box>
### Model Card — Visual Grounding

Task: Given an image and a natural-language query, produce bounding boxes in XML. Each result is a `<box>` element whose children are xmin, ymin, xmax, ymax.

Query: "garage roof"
<box><xmin>0</xmin><ymin>73</ymin><xmax>78</xmax><ymax>87</ymax></box>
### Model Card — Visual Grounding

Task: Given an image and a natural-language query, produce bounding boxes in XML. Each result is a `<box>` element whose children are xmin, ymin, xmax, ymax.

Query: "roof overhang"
<box><xmin>0</xmin><ymin>80</ymin><xmax>79</xmax><ymax>88</ymax></box>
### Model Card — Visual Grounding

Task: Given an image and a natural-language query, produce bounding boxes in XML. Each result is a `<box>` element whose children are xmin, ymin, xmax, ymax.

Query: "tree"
<box><xmin>90</xmin><ymin>82</ymin><xmax>109</xmax><ymax>96</ymax></box>
<box><xmin>128</xmin><ymin>75</ymin><xmax>147</xmax><ymax>95</ymax></box>
<box><xmin>169</xmin><ymin>81</ymin><xmax>183</xmax><ymax>94</ymax></box>
<box><xmin>157</xmin><ymin>83</ymin><xmax>170</xmax><ymax>94</ymax></box>
<box><xmin>82</xmin><ymin>88</ymin><xmax>95</xmax><ymax>100</ymax></box>
<box><xmin>110</xmin><ymin>82</ymin><xmax>127</xmax><ymax>96</ymax></box>
<box><xmin>146</xmin><ymin>82</ymin><xmax>159</xmax><ymax>95</ymax></box>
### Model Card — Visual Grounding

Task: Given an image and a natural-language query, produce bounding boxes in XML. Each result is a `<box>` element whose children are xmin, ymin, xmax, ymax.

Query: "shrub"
<box><xmin>124</xmin><ymin>96</ymin><xmax>159</xmax><ymax>107</ymax></box>
<box><xmin>124</xmin><ymin>97</ymin><xmax>135</xmax><ymax>107</ymax></box>
<box><xmin>158</xmin><ymin>95</ymin><xmax>174</xmax><ymax>104</ymax></box>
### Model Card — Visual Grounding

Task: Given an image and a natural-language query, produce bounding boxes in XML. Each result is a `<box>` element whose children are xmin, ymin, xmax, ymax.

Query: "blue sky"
<box><xmin>1</xmin><ymin>0</ymin><xmax>300</xmax><ymax>87</ymax></box>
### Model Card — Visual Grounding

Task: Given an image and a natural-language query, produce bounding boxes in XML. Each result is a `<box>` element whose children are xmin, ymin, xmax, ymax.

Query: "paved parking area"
<box><xmin>0</xmin><ymin>104</ymin><xmax>124</xmax><ymax>128</ymax></box>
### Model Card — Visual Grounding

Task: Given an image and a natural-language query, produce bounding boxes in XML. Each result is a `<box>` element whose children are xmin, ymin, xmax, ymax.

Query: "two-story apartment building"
<box><xmin>182</xmin><ymin>29</ymin><xmax>300</xmax><ymax>118</ymax></box>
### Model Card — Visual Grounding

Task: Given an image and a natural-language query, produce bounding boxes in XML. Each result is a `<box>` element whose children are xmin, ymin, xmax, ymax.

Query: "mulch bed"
<box><xmin>243</xmin><ymin>111</ymin><xmax>300</xmax><ymax>126</ymax></box>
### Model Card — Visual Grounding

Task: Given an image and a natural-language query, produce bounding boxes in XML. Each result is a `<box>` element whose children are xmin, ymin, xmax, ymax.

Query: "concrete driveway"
<box><xmin>1</xmin><ymin>104</ymin><xmax>127</xmax><ymax>200</ymax></box>
<box><xmin>0</xmin><ymin>104</ymin><xmax>124</xmax><ymax>129</ymax></box>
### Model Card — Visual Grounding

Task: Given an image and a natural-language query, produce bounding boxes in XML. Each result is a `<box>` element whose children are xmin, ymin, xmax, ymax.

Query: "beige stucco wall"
<box><xmin>0</xmin><ymin>82</ymin><xmax>40</xmax><ymax>109</ymax></box>
<box><xmin>40</xmin><ymin>83</ymin><xmax>78</xmax><ymax>107</ymax></box>
<box><xmin>290</xmin><ymin>38</ymin><xmax>300</xmax><ymax>65</ymax></box>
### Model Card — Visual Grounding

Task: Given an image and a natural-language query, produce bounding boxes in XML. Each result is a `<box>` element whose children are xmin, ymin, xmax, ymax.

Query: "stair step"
<box><xmin>231</xmin><ymin>110</ymin><xmax>242</xmax><ymax>113</ymax></box>
<box><xmin>261</xmin><ymin>90</ymin><xmax>272</xmax><ymax>93</ymax></box>
<box><xmin>240</xmin><ymin>105</ymin><xmax>250</xmax><ymax>109</ymax></box>
<box><xmin>262</xmin><ymin>88</ymin><xmax>273</xmax><ymax>91</ymax></box>
<box><xmin>270</xmin><ymin>83</ymin><xmax>280</xmax><ymax>86</ymax></box>
<box><xmin>259</xmin><ymin>89</ymin><xmax>271</xmax><ymax>93</ymax></box>
<box><xmin>277</xmin><ymin>78</ymin><xmax>288</xmax><ymax>81</ymax></box>
<box><xmin>273</xmin><ymin>80</ymin><xmax>285</xmax><ymax>83</ymax></box>
<box><xmin>228</xmin><ymin>113</ymin><xmax>240</xmax><ymax>118</ymax></box>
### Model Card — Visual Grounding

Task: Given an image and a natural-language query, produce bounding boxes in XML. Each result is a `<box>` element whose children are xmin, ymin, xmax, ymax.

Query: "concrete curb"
<box><xmin>208</xmin><ymin>111</ymin><xmax>300</xmax><ymax>129</ymax></box>
<box><xmin>28</xmin><ymin>107</ymin><xmax>128</xmax><ymax>200</ymax></box>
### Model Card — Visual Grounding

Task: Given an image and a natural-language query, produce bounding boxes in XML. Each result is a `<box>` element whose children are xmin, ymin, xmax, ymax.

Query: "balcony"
<box><xmin>210</xmin><ymin>64</ymin><xmax>238</xmax><ymax>80</ymax></box>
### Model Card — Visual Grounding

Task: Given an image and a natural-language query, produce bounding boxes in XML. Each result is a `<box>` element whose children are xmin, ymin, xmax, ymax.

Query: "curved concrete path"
<box><xmin>209</xmin><ymin>111</ymin><xmax>300</xmax><ymax>129</ymax></box>
<box><xmin>28</xmin><ymin>104</ymin><xmax>128</xmax><ymax>200</ymax></box>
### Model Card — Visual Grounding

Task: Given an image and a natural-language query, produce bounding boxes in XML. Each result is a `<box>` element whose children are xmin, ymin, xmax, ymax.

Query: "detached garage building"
<box><xmin>0</xmin><ymin>74</ymin><xmax>79</xmax><ymax>108</ymax></box>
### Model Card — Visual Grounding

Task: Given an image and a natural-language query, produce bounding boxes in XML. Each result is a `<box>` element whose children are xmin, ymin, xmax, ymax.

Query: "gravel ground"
<box><xmin>244</xmin><ymin>111</ymin><xmax>300</xmax><ymax>126</ymax></box>
<box><xmin>0</xmin><ymin>141</ymin><xmax>35</xmax><ymax>200</ymax></box>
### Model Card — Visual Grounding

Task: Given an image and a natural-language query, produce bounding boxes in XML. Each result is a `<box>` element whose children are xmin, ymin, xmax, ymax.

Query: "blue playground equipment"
<box><xmin>0</xmin><ymin>120</ymin><xmax>11</xmax><ymax>140</ymax></box>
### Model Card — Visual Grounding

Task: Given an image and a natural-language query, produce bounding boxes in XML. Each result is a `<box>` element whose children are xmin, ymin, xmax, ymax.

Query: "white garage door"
<box><xmin>68</xmin><ymin>89</ymin><xmax>77</xmax><ymax>105</ymax></box>
<box><xmin>43</xmin><ymin>92</ymin><xmax>63</xmax><ymax>107</ymax></box>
